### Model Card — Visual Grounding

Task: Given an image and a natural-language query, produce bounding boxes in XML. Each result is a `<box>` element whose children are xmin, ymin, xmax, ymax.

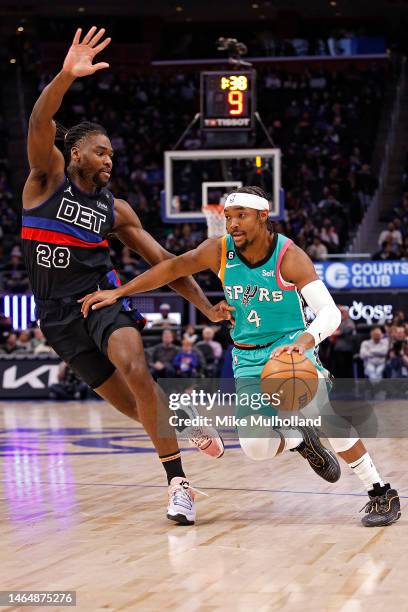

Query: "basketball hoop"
<box><xmin>202</xmin><ymin>204</ymin><xmax>226</xmax><ymax>238</ymax></box>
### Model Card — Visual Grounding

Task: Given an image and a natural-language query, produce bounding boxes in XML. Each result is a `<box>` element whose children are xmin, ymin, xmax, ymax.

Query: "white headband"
<box><xmin>224</xmin><ymin>192</ymin><xmax>269</xmax><ymax>211</ymax></box>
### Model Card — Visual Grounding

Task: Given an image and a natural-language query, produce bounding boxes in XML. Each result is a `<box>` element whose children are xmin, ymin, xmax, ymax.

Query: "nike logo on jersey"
<box><xmin>226</xmin><ymin>263</ymin><xmax>241</xmax><ymax>268</ymax></box>
<box><xmin>289</xmin><ymin>332</ymin><xmax>298</xmax><ymax>340</ymax></box>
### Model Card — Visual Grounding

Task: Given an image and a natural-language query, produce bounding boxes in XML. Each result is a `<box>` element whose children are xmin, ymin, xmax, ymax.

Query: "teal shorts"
<box><xmin>232</xmin><ymin>330</ymin><xmax>329</xmax><ymax>418</ymax></box>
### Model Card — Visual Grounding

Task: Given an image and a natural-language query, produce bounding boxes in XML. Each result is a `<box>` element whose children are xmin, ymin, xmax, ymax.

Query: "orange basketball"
<box><xmin>261</xmin><ymin>351</ymin><xmax>318</xmax><ymax>412</ymax></box>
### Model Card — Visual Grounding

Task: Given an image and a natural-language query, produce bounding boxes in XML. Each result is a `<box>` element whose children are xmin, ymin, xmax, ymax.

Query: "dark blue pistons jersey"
<box><xmin>22</xmin><ymin>176</ymin><xmax>119</xmax><ymax>300</ymax></box>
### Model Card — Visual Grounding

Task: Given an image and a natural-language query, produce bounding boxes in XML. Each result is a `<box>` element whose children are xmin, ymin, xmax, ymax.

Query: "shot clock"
<box><xmin>200</xmin><ymin>71</ymin><xmax>256</xmax><ymax>130</ymax></box>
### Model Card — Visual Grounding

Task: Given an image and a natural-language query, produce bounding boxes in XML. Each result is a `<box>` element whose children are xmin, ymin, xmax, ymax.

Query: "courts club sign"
<box><xmin>314</xmin><ymin>261</ymin><xmax>408</xmax><ymax>290</ymax></box>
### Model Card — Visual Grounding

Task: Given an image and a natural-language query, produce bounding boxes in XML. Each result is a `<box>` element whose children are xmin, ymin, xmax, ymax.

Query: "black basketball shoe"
<box><xmin>360</xmin><ymin>484</ymin><xmax>401</xmax><ymax>527</ymax></box>
<box><xmin>290</xmin><ymin>426</ymin><xmax>341</xmax><ymax>483</ymax></box>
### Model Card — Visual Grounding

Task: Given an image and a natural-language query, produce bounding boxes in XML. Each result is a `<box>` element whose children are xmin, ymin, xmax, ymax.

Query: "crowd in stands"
<box><xmin>374</xmin><ymin>183</ymin><xmax>408</xmax><ymax>260</ymax></box>
<box><xmin>1</xmin><ymin>301</ymin><xmax>407</xmax><ymax>402</ymax></box>
<box><xmin>146</xmin><ymin>324</ymin><xmax>224</xmax><ymax>379</ymax></box>
<box><xmin>0</xmin><ymin>61</ymin><xmax>386</xmax><ymax>292</ymax></box>
<box><xmin>322</xmin><ymin>305</ymin><xmax>408</xmax><ymax>385</ymax></box>
<box><xmin>0</xmin><ymin>106</ymin><xmax>23</xmax><ymax>293</ymax></box>
<box><xmin>162</xmin><ymin>23</ymin><xmax>385</xmax><ymax>61</ymax></box>
<box><xmin>373</xmin><ymin>149</ymin><xmax>408</xmax><ymax>260</ymax></box>
<box><xmin>2</xmin><ymin>300</ymin><xmax>407</xmax><ymax>377</ymax></box>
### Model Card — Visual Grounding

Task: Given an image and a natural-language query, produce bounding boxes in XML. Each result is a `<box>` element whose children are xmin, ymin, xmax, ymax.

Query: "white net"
<box><xmin>202</xmin><ymin>205</ymin><xmax>226</xmax><ymax>237</ymax></box>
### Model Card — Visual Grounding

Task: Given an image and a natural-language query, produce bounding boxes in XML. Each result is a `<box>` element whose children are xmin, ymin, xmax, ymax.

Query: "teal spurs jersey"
<box><xmin>218</xmin><ymin>233</ymin><xmax>306</xmax><ymax>346</ymax></box>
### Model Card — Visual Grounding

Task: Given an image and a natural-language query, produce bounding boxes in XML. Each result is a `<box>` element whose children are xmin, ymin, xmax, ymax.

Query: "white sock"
<box><xmin>349</xmin><ymin>452</ymin><xmax>384</xmax><ymax>491</ymax></box>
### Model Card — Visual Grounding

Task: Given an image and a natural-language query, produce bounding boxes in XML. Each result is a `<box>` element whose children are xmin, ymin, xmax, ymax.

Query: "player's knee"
<box><xmin>117</xmin><ymin>357</ymin><xmax>150</xmax><ymax>382</ymax></box>
<box><xmin>240</xmin><ymin>437</ymin><xmax>271</xmax><ymax>461</ymax></box>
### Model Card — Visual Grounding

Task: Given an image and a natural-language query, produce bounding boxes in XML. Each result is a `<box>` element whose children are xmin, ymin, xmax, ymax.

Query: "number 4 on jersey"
<box><xmin>247</xmin><ymin>309</ymin><xmax>261</xmax><ymax>327</ymax></box>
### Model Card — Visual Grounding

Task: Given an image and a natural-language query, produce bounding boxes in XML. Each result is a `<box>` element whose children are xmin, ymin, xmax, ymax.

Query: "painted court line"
<box><xmin>1</xmin><ymin>478</ymin><xmax>406</xmax><ymax>499</ymax></box>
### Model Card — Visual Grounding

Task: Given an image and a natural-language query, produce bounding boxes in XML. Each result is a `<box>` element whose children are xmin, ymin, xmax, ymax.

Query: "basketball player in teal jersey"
<box><xmin>81</xmin><ymin>186</ymin><xmax>401</xmax><ymax>527</ymax></box>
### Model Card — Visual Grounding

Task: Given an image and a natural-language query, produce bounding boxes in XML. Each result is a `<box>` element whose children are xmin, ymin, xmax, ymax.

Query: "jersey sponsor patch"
<box><xmin>97</xmin><ymin>200</ymin><xmax>108</xmax><ymax>211</ymax></box>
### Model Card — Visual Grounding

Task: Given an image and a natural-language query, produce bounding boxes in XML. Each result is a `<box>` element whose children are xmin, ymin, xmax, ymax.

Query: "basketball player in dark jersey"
<box><xmin>22</xmin><ymin>26</ymin><xmax>231</xmax><ymax>526</ymax></box>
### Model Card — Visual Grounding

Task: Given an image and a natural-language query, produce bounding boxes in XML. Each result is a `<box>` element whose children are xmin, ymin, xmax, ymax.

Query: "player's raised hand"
<box><xmin>78</xmin><ymin>289</ymin><xmax>120</xmax><ymax>317</ymax></box>
<box><xmin>62</xmin><ymin>27</ymin><xmax>111</xmax><ymax>78</ymax></box>
<box><xmin>207</xmin><ymin>300</ymin><xmax>235</xmax><ymax>325</ymax></box>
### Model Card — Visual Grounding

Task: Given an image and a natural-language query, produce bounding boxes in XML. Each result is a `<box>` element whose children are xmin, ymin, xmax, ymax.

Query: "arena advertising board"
<box><xmin>314</xmin><ymin>260</ymin><xmax>408</xmax><ymax>290</ymax></box>
<box><xmin>0</xmin><ymin>359</ymin><xmax>60</xmax><ymax>398</ymax></box>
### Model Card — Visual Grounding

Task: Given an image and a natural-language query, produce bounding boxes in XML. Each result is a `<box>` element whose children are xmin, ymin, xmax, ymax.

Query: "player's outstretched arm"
<box><xmin>271</xmin><ymin>244</ymin><xmax>341</xmax><ymax>357</ymax></box>
<box><xmin>25</xmin><ymin>27</ymin><xmax>111</xmax><ymax>206</ymax></box>
<box><xmin>79</xmin><ymin>199</ymin><xmax>233</xmax><ymax>320</ymax></box>
<box><xmin>79</xmin><ymin>237</ymin><xmax>220</xmax><ymax>317</ymax></box>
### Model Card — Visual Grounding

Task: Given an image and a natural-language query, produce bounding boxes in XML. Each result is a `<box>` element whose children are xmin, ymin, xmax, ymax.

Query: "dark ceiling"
<box><xmin>0</xmin><ymin>0</ymin><xmax>407</xmax><ymax>20</ymax></box>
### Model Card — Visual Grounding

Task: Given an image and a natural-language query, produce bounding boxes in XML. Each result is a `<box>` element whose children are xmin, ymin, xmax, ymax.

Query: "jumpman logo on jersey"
<box><xmin>64</xmin><ymin>185</ymin><xmax>73</xmax><ymax>196</ymax></box>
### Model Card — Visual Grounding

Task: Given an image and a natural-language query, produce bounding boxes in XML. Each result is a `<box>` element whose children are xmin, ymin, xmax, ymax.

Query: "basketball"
<box><xmin>261</xmin><ymin>351</ymin><xmax>318</xmax><ymax>411</ymax></box>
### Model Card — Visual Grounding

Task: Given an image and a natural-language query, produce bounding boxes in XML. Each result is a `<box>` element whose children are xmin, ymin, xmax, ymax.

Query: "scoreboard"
<box><xmin>200</xmin><ymin>70</ymin><xmax>256</xmax><ymax>130</ymax></box>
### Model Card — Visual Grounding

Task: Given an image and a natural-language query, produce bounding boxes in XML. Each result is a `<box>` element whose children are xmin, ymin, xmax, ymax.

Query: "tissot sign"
<box><xmin>314</xmin><ymin>261</ymin><xmax>408</xmax><ymax>290</ymax></box>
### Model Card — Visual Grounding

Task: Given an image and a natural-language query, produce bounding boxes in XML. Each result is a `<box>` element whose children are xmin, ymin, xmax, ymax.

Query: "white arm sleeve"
<box><xmin>300</xmin><ymin>279</ymin><xmax>341</xmax><ymax>346</ymax></box>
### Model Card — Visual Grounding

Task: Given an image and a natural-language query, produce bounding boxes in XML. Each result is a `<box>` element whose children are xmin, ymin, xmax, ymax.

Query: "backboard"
<box><xmin>162</xmin><ymin>148</ymin><xmax>283</xmax><ymax>223</ymax></box>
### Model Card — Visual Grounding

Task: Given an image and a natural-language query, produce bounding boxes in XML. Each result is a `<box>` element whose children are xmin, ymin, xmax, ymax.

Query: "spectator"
<box><xmin>196</xmin><ymin>326</ymin><xmax>223</xmax><ymax>376</ymax></box>
<box><xmin>0</xmin><ymin>312</ymin><xmax>13</xmax><ymax>345</ymax></box>
<box><xmin>378</xmin><ymin>222</ymin><xmax>402</xmax><ymax>250</ymax></box>
<box><xmin>173</xmin><ymin>338</ymin><xmax>202</xmax><ymax>378</ymax></box>
<box><xmin>49</xmin><ymin>362</ymin><xmax>90</xmax><ymax>400</ymax></box>
<box><xmin>0</xmin><ymin>332</ymin><xmax>18</xmax><ymax>355</ymax></box>
<box><xmin>16</xmin><ymin>329</ymin><xmax>32</xmax><ymax>352</ymax></box>
<box><xmin>331</xmin><ymin>306</ymin><xmax>356</xmax><ymax>378</ymax></box>
<box><xmin>384</xmin><ymin>341</ymin><xmax>408</xmax><ymax>379</ymax></box>
<box><xmin>183</xmin><ymin>324</ymin><xmax>198</xmax><ymax>344</ymax></box>
<box><xmin>359</xmin><ymin>327</ymin><xmax>389</xmax><ymax>381</ymax></box>
<box><xmin>197</xmin><ymin>326</ymin><xmax>223</xmax><ymax>359</ymax></box>
<box><xmin>151</xmin><ymin>303</ymin><xmax>178</xmax><ymax>328</ymax></box>
<box><xmin>306</xmin><ymin>236</ymin><xmax>328</xmax><ymax>261</ymax></box>
<box><xmin>2</xmin><ymin>255</ymin><xmax>30</xmax><ymax>293</ymax></box>
<box><xmin>120</xmin><ymin>247</ymin><xmax>141</xmax><ymax>280</ymax></box>
<box><xmin>389</xmin><ymin>325</ymin><xmax>406</xmax><ymax>348</ymax></box>
<box><xmin>320</xmin><ymin>219</ymin><xmax>340</xmax><ymax>251</ymax></box>
<box><xmin>393</xmin><ymin>311</ymin><xmax>406</xmax><ymax>326</ymax></box>
<box><xmin>149</xmin><ymin>329</ymin><xmax>180</xmax><ymax>378</ymax></box>
<box><xmin>31</xmin><ymin>327</ymin><xmax>56</xmax><ymax>355</ymax></box>
<box><xmin>372</xmin><ymin>241</ymin><xmax>396</xmax><ymax>261</ymax></box>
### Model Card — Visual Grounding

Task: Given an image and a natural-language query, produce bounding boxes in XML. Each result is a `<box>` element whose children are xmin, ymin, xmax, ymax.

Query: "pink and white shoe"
<box><xmin>187</xmin><ymin>426</ymin><xmax>225</xmax><ymax>458</ymax></box>
<box><xmin>180</xmin><ymin>403</ymin><xmax>225</xmax><ymax>458</ymax></box>
<box><xmin>167</xmin><ymin>477</ymin><xmax>196</xmax><ymax>525</ymax></box>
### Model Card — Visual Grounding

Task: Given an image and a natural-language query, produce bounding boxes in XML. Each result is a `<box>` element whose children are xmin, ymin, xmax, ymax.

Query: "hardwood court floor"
<box><xmin>0</xmin><ymin>400</ymin><xmax>406</xmax><ymax>612</ymax></box>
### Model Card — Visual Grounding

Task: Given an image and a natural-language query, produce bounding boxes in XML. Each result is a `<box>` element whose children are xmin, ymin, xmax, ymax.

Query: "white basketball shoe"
<box><xmin>167</xmin><ymin>477</ymin><xmax>196</xmax><ymax>525</ymax></box>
